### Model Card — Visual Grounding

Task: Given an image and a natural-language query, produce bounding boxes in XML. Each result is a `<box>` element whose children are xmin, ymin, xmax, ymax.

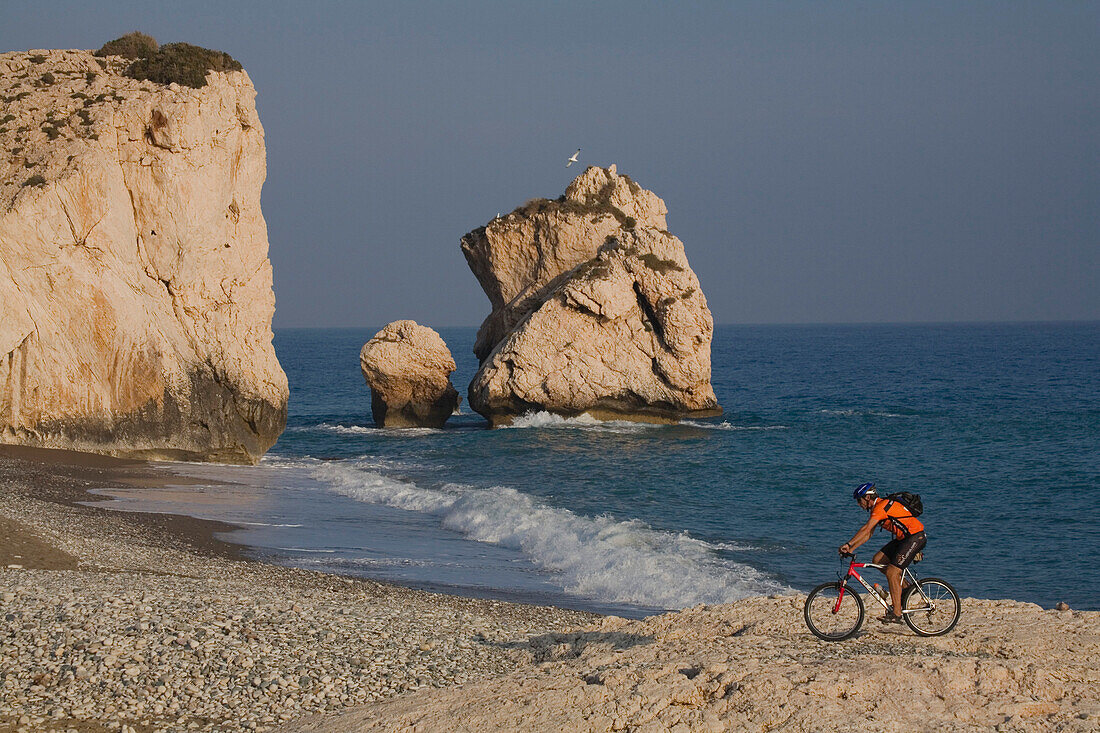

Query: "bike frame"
<box><xmin>834</xmin><ymin>557</ymin><xmax>933</xmax><ymax>614</ymax></box>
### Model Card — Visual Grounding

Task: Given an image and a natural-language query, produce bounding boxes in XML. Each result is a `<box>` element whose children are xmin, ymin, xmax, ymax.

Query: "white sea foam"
<box><xmin>294</xmin><ymin>556</ymin><xmax>438</xmax><ymax>569</ymax></box>
<box><xmin>680</xmin><ymin>420</ymin><xmax>788</xmax><ymax>431</ymax></box>
<box><xmin>711</xmin><ymin>540</ymin><xmax>759</xmax><ymax>552</ymax></box>
<box><xmin>236</xmin><ymin>521</ymin><xmax>304</xmax><ymax>528</ymax></box>
<box><xmin>505</xmin><ymin>411</ymin><xmax>786</xmax><ymax>434</ymax></box>
<box><xmin>310</xmin><ymin>461</ymin><xmax>790</xmax><ymax>609</ymax></box>
<box><xmin>289</xmin><ymin>423</ymin><xmax>441</xmax><ymax>437</ymax></box>
<box><xmin>503</xmin><ymin>412</ymin><xmax>652</xmax><ymax>433</ymax></box>
<box><xmin>290</xmin><ymin>415</ymin><xmax>785</xmax><ymax>437</ymax></box>
<box><xmin>818</xmin><ymin>408</ymin><xmax>909</xmax><ymax>418</ymax></box>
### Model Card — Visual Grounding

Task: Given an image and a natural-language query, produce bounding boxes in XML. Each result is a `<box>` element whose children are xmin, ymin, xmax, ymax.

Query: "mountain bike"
<box><xmin>803</xmin><ymin>552</ymin><xmax>960</xmax><ymax>641</ymax></box>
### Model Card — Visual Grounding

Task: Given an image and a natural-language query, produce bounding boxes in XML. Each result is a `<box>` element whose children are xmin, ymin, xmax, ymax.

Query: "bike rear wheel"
<box><xmin>804</xmin><ymin>582</ymin><xmax>865</xmax><ymax>641</ymax></box>
<box><xmin>901</xmin><ymin>577</ymin><xmax>961</xmax><ymax>636</ymax></box>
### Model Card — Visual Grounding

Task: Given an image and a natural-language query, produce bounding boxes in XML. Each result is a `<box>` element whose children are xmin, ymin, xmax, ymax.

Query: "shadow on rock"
<box><xmin>491</xmin><ymin>630</ymin><xmax>655</xmax><ymax>663</ymax></box>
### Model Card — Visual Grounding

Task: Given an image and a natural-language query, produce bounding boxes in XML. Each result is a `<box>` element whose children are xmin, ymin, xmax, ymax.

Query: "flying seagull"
<box><xmin>566</xmin><ymin>149</ymin><xmax>580</xmax><ymax>167</ymax></box>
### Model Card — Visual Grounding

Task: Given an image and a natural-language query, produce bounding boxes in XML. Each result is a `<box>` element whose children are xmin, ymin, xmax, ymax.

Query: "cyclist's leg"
<box><xmin>875</xmin><ymin>540</ymin><xmax>906</xmax><ymax>616</ymax></box>
<box><xmin>874</xmin><ymin>540</ymin><xmax>899</xmax><ymax>579</ymax></box>
<box><xmin>885</xmin><ymin>564</ymin><xmax>904</xmax><ymax>616</ymax></box>
<box><xmin>887</xmin><ymin>532</ymin><xmax>927</xmax><ymax>613</ymax></box>
<box><xmin>871</xmin><ymin>549</ymin><xmax>900</xmax><ymax>594</ymax></box>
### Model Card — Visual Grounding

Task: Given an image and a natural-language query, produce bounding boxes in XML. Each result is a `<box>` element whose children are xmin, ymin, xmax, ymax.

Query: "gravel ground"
<box><xmin>0</xmin><ymin>450</ymin><xmax>596</xmax><ymax>733</ymax></box>
<box><xmin>287</xmin><ymin>596</ymin><xmax>1100</xmax><ymax>732</ymax></box>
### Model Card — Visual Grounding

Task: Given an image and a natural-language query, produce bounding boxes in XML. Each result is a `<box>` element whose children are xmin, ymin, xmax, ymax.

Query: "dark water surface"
<box><xmin>97</xmin><ymin>323</ymin><xmax>1100</xmax><ymax>616</ymax></box>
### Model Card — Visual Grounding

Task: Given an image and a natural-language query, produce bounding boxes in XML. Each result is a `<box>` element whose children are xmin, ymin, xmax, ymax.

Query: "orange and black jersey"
<box><xmin>869</xmin><ymin>497</ymin><xmax>924</xmax><ymax>540</ymax></box>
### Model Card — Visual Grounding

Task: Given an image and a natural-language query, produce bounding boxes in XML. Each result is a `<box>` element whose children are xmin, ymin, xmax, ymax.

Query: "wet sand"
<box><xmin>0</xmin><ymin>445</ymin><xmax>245</xmax><ymax>566</ymax></box>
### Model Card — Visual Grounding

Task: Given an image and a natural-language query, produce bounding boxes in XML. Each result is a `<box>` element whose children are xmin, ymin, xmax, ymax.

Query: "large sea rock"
<box><xmin>0</xmin><ymin>50</ymin><xmax>288</xmax><ymax>463</ymax></box>
<box><xmin>359</xmin><ymin>321</ymin><xmax>459</xmax><ymax>428</ymax></box>
<box><xmin>462</xmin><ymin>165</ymin><xmax>669</xmax><ymax>362</ymax></box>
<box><xmin>461</xmin><ymin>166</ymin><xmax>720</xmax><ymax>425</ymax></box>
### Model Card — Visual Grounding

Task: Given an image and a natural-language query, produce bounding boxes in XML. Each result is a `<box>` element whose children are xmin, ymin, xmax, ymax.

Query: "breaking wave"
<box><xmin>310</xmin><ymin>461</ymin><xmax>790</xmax><ymax>609</ymax></box>
<box><xmin>503</xmin><ymin>412</ymin><xmax>652</xmax><ymax>433</ymax></box>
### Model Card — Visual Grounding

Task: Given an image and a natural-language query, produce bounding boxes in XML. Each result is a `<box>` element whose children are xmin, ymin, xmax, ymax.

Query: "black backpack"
<box><xmin>885</xmin><ymin>491</ymin><xmax>923</xmax><ymax>517</ymax></box>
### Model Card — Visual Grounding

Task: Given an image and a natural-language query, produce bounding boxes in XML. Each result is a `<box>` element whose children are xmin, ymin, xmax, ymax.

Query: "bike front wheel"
<box><xmin>901</xmin><ymin>577</ymin><xmax>961</xmax><ymax>636</ymax></box>
<box><xmin>804</xmin><ymin>582</ymin><xmax>865</xmax><ymax>641</ymax></box>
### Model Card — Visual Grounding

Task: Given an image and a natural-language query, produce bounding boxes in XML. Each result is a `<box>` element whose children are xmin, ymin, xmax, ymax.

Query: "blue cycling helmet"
<box><xmin>853</xmin><ymin>482</ymin><xmax>877</xmax><ymax>501</ymax></box>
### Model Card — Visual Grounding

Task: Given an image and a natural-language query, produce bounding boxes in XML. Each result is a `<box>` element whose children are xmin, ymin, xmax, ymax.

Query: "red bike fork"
<box><xmin>833</xmin><ymin>581</ymin><xmax>847</xmax><ymax>614</ymax></box>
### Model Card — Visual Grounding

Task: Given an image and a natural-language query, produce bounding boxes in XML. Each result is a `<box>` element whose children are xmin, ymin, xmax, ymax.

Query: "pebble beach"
<box><xmin>0</xmin><ymin>447</ymin><xmax>595</xmax><ymax>732</ymax></box>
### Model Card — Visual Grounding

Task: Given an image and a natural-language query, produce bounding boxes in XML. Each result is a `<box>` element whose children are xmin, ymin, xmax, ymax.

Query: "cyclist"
<box><xmin>838</xmin><ymin>482</ymin><xmax>926</xmax><ymax>624</ymax></box>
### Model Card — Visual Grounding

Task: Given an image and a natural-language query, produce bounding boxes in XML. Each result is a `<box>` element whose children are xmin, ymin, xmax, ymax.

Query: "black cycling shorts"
<box><xmin>879</xmin><ymin>531</ymin><xmax>927</xmax><ymax>569</ymax></box>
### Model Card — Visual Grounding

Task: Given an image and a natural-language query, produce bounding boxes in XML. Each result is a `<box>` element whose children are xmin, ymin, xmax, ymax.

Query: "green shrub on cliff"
<box><xmin>95</xmin><ymin>32</ymin><xmax>159</xmax><ymax>59</ymax></box>
<box><xmin>93</xmin><ymin>33</ymin><xmax>242</xmax><ymax>88</ymax></box>
<box><xmin>127</xmin><ymin>42</ymin><xmax>243</xmax><ymax>88</ymax></box>
<box><xmin>637</xmin><ymin>252</ymin><xmax>683</xmax><ymax>274</ymax></box>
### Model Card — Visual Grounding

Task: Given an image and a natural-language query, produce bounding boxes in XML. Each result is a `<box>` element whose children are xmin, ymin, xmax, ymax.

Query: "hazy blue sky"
<box><xmin>5</xmin><ymin>2</ymin><xmax>1098</xmax><ymax>327</ymax></box>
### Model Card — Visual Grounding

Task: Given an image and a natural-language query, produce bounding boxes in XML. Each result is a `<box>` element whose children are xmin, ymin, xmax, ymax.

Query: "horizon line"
<box><xmin>272</xmin><ymin>318</ymin><xmax>1100</xmax><ymax>331</ymax></box>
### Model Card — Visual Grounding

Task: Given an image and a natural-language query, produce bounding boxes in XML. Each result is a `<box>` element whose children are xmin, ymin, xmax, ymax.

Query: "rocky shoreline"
<box><xmin>289</xmin><ymin>598</ymin><xmax>1100</xmax><ymax>732</ymax></box>
<box><xmin>0</xmin><ymin>447</ymin><xmax>595</xmax><ymax>732</ymax></box>
<box><xmin>3</xmin><ymin>447</ymin><xmax>1097</xmax><ymax>733</ymax></box>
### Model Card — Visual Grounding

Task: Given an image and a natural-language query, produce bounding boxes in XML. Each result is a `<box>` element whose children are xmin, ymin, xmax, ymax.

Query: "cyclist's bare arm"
<box><xmin>839</xmin><ymin>516</ymin><xmax>879</xmax><ymax>555</ymax></box>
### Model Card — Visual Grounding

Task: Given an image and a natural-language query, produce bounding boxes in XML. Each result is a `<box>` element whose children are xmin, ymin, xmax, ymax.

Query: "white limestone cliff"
<box><xmin>0</xmin><ymin>49</ymin><xmax>288</xmax><ymax>463</ymax></box>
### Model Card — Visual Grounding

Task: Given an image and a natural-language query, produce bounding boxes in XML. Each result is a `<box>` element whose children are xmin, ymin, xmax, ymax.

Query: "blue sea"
<box><xmin>94</xmin><ymin>323</ymin><xmax>1100</xmax><ymax>617</ymax></box>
